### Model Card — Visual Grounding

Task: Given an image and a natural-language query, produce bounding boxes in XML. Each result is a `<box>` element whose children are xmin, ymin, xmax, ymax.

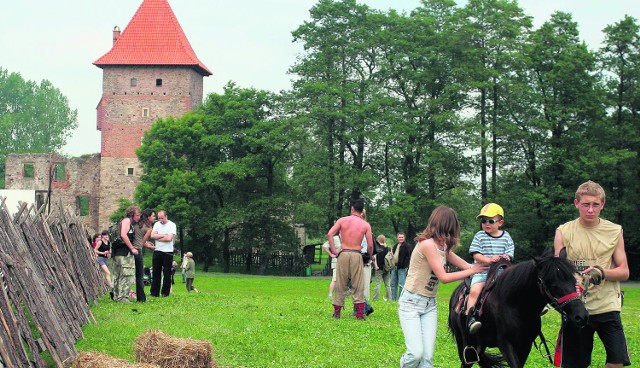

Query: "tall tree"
<box><xmin>598</xmin><ymin>15</ymin><xmax>640</xmax><ymax>262</ymax></box>
<box><xmin>456</xmin><ymin>0</ymin><xmax>532</xmax><ymax>200</ymax></box>
<box><xmin>0</xmin><ymin>68</ymin><xmax>78</xmax><ymax>187</ymax></box>
<box><xmin>374</xmin><ymin>0</ymin><xmax>472</xmax><ymax>239</ymax></box>
<box><xmin>136</xmin><ymin>84</ymin><xmax>299</xmax><ymax>273</ymax></box>
<box><xmin>290</xmin><ymin>0</ymin><xmax>383</xmax><ymax>233</ymax></box>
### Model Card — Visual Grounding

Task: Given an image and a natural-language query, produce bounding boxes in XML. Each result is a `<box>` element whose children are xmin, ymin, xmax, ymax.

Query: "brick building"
<box><xmin>4</xmin><ymin>0</ymin><xmax>211</xmax><ymax>232</ymax></box>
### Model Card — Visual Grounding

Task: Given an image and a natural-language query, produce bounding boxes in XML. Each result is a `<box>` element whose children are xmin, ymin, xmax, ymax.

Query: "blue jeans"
<box><xmin>391</xmin><ymin>267</ymin><xmax>408</xmax><ymax>301</ymax></box>
<box><xmin>398</xmin><ymin>289</ymin><xmax>438</xmax><ymax>368</ymax></box>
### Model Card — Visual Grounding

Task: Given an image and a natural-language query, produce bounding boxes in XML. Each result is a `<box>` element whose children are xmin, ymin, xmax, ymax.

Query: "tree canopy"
<box><xmin>134</xmin><ymin>1</ymin><xmax>639</xmax><ymax>278</ymax></box>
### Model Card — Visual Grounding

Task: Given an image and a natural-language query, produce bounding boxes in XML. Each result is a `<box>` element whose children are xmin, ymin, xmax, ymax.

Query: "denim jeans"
<box><xmin>398</xmin><ymin>289</ymin><xmax>438</xmax><ymax>368</ymax></box>
<box><xmin>391</xmin><ymin>267</ymin><xmax>408</xmax><ymax>301</ymax></box>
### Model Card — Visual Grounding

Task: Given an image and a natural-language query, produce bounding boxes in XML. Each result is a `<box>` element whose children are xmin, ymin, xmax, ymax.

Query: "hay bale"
<box><xmin>71</xmin><ymin>351</ymin><xmax>160</xmax><ymax>368</ymax></box>
<box><xmin>134</xmin><ymin>330</ymin><xmax>216</xmax><ymax>368</ymax></box>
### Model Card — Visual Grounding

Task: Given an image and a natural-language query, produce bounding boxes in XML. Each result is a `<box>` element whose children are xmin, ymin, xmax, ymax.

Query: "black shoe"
<box><xmin>468</xmin><ymin>315</ymin><xmax>482</xmax><ymax>335</ymax></box>
<box><xmin>365</xmin><ymin>305</ymin><xmax>374</xmax><ymax>316</ymax></box>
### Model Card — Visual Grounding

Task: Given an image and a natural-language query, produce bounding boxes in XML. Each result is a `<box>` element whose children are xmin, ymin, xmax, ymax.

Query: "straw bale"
<box><xmin>71</xmin><ymin>351</ymin><xmax>160</xmax><ymax>368</ymax></box>
<box><xmin>134</xmin><ymin>330</ymin><xmax>216</xmax><ymax>368</ymax></box>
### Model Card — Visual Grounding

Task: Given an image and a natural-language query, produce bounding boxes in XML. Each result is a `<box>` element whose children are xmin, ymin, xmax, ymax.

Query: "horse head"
<box><xmin>534</xmin><ymin>254</ymin><xmax>589</xmax><ymax>328</ymax></box>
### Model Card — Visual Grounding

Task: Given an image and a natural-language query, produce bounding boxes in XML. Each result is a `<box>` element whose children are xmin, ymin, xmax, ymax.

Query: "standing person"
<box><xmin>94</xmin><ymin>231</ymin><xmax>112</xmax><ymax>292</ymax></box>
<box><xmin>390</xmin><ymin>232</ymin><xmax>413</xmax><ymax>301</ymax></box>
<box><xmin>327</xmin><ymin>198</ymin><xmax>374</xmax><ymax>320</ymax></box>
<box><xmin>359</xmin><ymin>209</ymin><xmax>374</xmax><ymax>316</ymax></box>
<box><xmin>184</xmin><ymin>252</ymin><xmax>200</xmax><ymax>293</ymax></box>
<box><xmin>399</xmin><ymin>206</ymin><xmax>486</xmax><ymax>368</ymax></box>
<box><xmin>554</xmin><ymin>180</ymin><xmax>631</xmax><ymax>368</ymax></box>
<box><xmin>132</xmin><ymin>208</ymin><xmax>156</xmax><ymax>302</ymax></box>
<box><xmin>112</xmin><ymin>206</ymin><xmax>140</xmax><ymax>303</ymax></box>
<box><xmin>372</xmin><ymin>234</ymin><xmax>392</xmax><ymax>301</ymax></box>
<box><xmin>150</xmin><ymin>210</ymin><xmax>177</xmax><ymax>297</ymax></box>
<box><xmin>181</xmin><ymin>253</ymin><xmax>188</xmax><ymax>284</ymax></box>
<box><xmin>465</xmin><ymin>203</ymin><xmax>515</xmax><ymax>334</ymax></box>
<box><xmin>321</xmin><ymin>235</ymin><xmax>342</xmax><ymax>299</ymax></box>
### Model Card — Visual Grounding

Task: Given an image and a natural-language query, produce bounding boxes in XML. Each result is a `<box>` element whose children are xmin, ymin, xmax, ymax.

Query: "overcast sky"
<box><xmin>1</xmin><ymin>0</ymin><xmax>637</xmax><ymax>156</ymax></box>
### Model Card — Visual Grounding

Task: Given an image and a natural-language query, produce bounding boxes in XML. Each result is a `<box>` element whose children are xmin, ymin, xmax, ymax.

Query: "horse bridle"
<box><xmin>536</xmin><ymin>276</ymin><xmax>581</xmax><ymax>317</ymax></box>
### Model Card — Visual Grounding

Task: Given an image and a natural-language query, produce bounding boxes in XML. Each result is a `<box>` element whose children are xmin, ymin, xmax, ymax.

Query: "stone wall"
<box><xmin>4</xmin><ymin>153</ymin><xmax>102</xmax><ymax>232</ymax></box>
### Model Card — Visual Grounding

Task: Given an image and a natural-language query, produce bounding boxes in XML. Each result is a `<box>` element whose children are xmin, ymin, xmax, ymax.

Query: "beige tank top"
<box><xmin>558</xmin><ymin>218</ymin><xmax>622</xmax><ymax>314</ymax></box>
<box><xmin>403</xmin><ymin>241</ymin><xmax>447</xmax><ymax>298</ymax></box>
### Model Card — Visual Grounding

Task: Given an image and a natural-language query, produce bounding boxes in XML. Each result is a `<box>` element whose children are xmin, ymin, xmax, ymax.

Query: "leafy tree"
<box><xmin>456</xmin><ymin>0</ymin><xmax>532</xmax><ymax>200</ymax></box>
<box><xmin>598</xmin><ymin>15</ymin><xmax>640</xmax><ymax>272</ymax></box>
<box><xmin>0</xmin><ymin>67</ymin><xmax>78</xmax><ymax>187</ymax></box>
<box><xmin>373</xmin><ymin>0</ymin><xmax>473</xmax><ymax>239</ymax></box>
<box><xmin>289</xmin><ymin>0</ymin><xmax>384</xmax><ymax>234</ymax></box>
<box><xmin>136</xmin><ymin>84</ymin><xmax>299</xmax><ymax>274</ymax></box>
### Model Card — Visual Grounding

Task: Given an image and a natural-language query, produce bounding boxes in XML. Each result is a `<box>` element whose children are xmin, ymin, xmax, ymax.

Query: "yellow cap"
<box><xmin>476</xmin><ymin>203</ymin><xmax>504</xmax><ymax>219</ymax></box>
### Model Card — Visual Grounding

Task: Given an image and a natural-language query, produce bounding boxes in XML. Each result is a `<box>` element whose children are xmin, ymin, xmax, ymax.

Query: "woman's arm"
<box><xmin>422</xmin><ymin>240</ymin><xmax>485</xmax><ymax>284</ymax></box>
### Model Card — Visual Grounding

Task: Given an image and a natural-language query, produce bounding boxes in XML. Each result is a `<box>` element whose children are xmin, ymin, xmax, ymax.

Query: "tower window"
<box><xmin>127</xmin><ymin>168</ymin><xmax>134</xmax><ymax>176</ymax></box>
<box><xmin>156</xmin><ymin>78</ymin><xmax>163</xmax><ymax>86</ymax></box>
<box><xmin>131</xmin><ymin>78</ymin><xmax>137</xmax><ymax>87</ymax></box>
<box><xmin>23</xmin><ymin>163</ymin><xmax>35</xmax><ymax>178</ymax></box>
<box><xmin>142</xmin><ymin>108</ymin><xmax>149</xmax><ymax>117</ymax></box>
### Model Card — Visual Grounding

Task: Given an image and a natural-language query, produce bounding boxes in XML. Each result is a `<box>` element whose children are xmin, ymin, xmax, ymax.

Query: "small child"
<box><xmin>466</xmin><ymin>203</ymin><xmax>515</xmax><ymax>334</ymax></box>
<box><xmin>184</xmin><ymin>252</ymin><xmax>200</xmax><ymax>293</ymax></box>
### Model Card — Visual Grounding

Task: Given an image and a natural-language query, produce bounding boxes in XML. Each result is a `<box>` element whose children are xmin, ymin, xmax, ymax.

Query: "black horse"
<box><xmin>448</xmin><ymin>253</ymin><xmax>589</xmax><ymax>367</ymax></box>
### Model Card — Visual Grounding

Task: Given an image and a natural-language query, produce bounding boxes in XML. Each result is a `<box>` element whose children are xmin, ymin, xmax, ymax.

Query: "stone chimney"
<box><xmin>112</xmin><ymin>26</ymin><xmax>121</xmax><ymax>44</ymax></box>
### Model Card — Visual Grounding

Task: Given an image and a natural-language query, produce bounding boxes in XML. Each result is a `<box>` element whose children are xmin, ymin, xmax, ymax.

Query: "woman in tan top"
<box><xmin>398</xmin><ymin>206</ymin><xmax>486</xmax><ymax>368</ymax></box>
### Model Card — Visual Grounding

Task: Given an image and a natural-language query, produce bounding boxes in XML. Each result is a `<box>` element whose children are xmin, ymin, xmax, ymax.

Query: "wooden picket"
<box><xmin>0</xmin><ymin>197</ymin><xmax>108</xmax><ymax>367</ymax></box>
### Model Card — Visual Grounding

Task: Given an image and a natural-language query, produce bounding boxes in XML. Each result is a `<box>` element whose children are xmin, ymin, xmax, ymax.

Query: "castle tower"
<box><xmin>93</xmin><ymin>0</ymin><xmax>211</xmax><ymax>229</ymax></box>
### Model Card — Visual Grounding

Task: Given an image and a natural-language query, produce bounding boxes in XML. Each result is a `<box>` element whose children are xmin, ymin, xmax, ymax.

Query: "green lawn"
<box><xmin>75</xmin><ymin>274</ymin><xmax>639</xmax><ymax>367</ymax></box>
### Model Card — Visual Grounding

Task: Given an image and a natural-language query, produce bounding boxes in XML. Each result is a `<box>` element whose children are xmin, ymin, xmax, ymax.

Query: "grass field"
<box><xmin>75</xmin><ymin>273</ymin><xmax>638</xmax><ymax>367</ymax></box>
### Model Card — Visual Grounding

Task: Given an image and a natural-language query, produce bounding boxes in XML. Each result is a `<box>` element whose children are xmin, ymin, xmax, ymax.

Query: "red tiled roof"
<box><xmin>93</xmin><ymin>0</ymin><xmax>212</xmax><ymax>76</ymax></box>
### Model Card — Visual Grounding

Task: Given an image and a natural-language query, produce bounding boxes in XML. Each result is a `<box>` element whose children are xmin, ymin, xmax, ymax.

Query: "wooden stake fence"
<box><xmin>0</xmin><ymin>197</ymin><xmax>108</xmax><ymax>367</ymax></box>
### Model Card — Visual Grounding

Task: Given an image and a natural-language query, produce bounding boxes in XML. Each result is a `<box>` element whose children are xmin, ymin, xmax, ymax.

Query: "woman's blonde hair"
<box><xmin>377</xmin><ymin>234</ymin><xmax>386</xmax><ymax>244</ymax></box>
<box><xmin>415</xmin><ymin>206</ymin><xmax>460</xmax><ymax>252</ymax></box>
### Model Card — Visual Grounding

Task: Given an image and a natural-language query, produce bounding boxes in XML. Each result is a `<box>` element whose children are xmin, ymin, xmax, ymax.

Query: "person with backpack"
<box><xmin>372</xmin><ymin>234</ymin><xmax>392</xmax><ymax>302</ymax></box>
<box><xmin>111</xmin><ymin>206</ymin><xmax>140</xmax><ymax>303</ymax></box>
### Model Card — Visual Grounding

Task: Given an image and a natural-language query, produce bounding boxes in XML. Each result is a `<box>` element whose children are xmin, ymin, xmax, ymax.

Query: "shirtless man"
<box><xmin>327</xmin><ymin>198</ymin><xmax>373</xmax><ymax>319</ymax></box>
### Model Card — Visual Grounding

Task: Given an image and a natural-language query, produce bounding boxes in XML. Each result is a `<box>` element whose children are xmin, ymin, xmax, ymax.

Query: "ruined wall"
<box><xmin>97</xmin><ymin>157</ymin><xmax>141</xmax><ymax>231</ymax></box>
<box><xmin>4</xmin><ymin>153</ymin><xmax>101</xmax><ymax>232</ymax></box>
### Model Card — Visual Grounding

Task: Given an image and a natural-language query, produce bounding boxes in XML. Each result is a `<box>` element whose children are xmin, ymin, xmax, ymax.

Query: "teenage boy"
<box><xmin>466</xmin><ymin>203</ymin><xmax>514</xmax><ymax>334</ymax></box>
<box><xmin>554</xmin><ymin>180</ymin><xmax>630</xmax><ymax>368</ymax></box>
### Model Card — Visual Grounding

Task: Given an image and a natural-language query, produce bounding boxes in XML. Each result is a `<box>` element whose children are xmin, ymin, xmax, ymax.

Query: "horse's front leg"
<box><xmin>500</xmin><ymin>344</ymin><xmax>523</xmax><ymax>368</ymax></box>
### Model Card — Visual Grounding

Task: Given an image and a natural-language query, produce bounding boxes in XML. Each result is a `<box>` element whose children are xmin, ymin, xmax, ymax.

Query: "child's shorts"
<box><xmin>471</xmin><ymin>272</ymin><xmax>487</xmax><ymax>285</ymax></box>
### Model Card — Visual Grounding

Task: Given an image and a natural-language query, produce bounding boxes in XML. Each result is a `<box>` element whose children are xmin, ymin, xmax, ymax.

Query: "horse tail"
<box><xmin>478</xmin><ymin>351</ymin><xmax>507</xmax><ymax>367</ymax></box>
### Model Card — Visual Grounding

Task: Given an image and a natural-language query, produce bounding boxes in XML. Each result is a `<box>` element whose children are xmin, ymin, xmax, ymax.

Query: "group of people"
<box><xmin>92</xmin><ymin>207</ymin><xmax>201</xmax><ymax>302</ymax></box>
<box><xmin>326</xmin><ymin>180</ymin><xmax>630</xmax><ymax>368</ymax></box>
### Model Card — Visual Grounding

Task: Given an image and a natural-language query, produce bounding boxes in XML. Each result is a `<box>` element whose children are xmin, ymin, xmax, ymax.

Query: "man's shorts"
<box><xmin>557</xmin><ymin>311</ymin><xmax>630</xmax><ymax>367</ymax></box>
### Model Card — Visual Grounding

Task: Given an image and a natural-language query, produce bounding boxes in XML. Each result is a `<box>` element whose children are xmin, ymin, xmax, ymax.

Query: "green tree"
<box><xmin>290</xmin><ymin>0</ymin><xmax>384</xmax><ymax>234</ymax></box>
<box><xmin>0</xmin><ymin>68</ymin><xmax>78</xmax><ymax>187</ymax></box>
<box><xmin>371</xmin><ymin>0</ymin><xmax>474</xmax><ymax>239</ymax></box>
<box><xmin>456</xmin><ymin>0</ymin><xmax>532</xmax><ymax>200</ymax></box>
<box><xmin>136</xmin><ymin>84</ymin><xmax>299</xmax><ymax>274</ymax></box>
<box><xmin>598</xmin><ymin>15</ymin><xmax>640</xmax><ymax>272</ymax></box>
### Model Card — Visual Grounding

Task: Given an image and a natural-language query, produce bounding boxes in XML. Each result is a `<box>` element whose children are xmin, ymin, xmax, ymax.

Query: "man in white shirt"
<box><xmin>150</xmin><ymin>210</ymin><xmax>177</xmax><ymax>297</ymax></box>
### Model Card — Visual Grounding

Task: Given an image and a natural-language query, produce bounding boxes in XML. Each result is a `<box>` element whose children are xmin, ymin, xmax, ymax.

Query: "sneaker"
<box><xmin>468</xmin><ymin>316</ymin><xmax>482</xmax><ymax>335</ymax></box>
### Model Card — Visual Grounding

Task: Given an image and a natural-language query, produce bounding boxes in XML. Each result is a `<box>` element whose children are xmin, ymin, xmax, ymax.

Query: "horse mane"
<box><xmin>491</xmin><ymin>250</ymin><xmax>578</xmax><ymax>300</ymax></box>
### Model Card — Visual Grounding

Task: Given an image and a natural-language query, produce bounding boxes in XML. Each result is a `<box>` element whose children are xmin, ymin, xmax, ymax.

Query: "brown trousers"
<box><xmin>333</xmin><ymin>251</ymin><xmax>364</xmax><ymax>306</ymax></box>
